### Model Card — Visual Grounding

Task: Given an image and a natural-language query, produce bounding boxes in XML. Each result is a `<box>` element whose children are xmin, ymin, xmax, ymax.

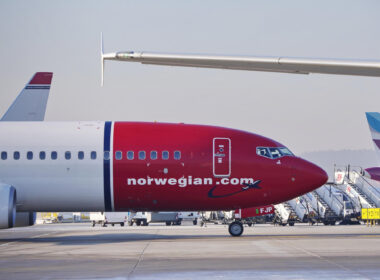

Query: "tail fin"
<box><xmin>1</xmin><ymin>72</ymin><xmax>53</xmax><ymax>121</ymax></box>
<box><xmin>365</xmin><ymin>112</ymin><xmax>380</xmax><ymax>164</ymax></box>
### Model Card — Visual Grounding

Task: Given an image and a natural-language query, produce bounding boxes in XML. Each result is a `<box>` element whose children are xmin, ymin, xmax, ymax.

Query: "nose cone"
<box><xmin>293</xmin><ymin>158</ymin><xmax>328</xmax><ymax>194</ymax></box>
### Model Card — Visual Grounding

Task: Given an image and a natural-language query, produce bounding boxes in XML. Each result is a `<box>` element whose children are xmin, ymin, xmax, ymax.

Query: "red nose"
<box><xmin>293</xmin><ymin>158</ymin><xmax>328</xmax><ymax>193</ymax></box>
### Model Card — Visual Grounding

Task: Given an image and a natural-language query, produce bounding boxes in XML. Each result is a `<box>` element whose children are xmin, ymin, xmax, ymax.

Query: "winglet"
<box><xmin>101</xmin><ymin>32</ymin><xmax>105</xmax><ymax>87</ymax></box>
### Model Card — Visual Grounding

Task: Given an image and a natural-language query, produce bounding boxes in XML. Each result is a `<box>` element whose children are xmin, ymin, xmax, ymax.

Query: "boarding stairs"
<box><xmin>311</xmin><ymin>190</ymin><xmax>339</xmax><ymax>223</ymax></box>
<box><xmin>347</xmin><ymin>183</ymin><xmax>376</xmax><ymax>208</ymax></box>
<box><xmin>348</xmin><ymin>171</ymin><xmax>380</xmax><ymax>208</ymax></box>
<box><xmin>274</xmin><ymin>202</ymin><xmax>299</xmax><ymax>225</ymax></box>
<box><xmin>287</xmin><ymin>198</ymin><xmax>309</xmax><ymax>222</ymax></box>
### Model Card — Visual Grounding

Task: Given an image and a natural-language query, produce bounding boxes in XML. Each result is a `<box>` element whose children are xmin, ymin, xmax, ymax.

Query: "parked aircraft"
<box><xmin>0</xmin><ymin>72</ymin><xmax>328</xmax><ymax>236</ymax></box>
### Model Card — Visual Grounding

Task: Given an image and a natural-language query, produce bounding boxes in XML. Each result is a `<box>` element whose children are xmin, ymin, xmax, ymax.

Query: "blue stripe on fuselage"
<box><xmin>103</xmin><ymin>121</ymin><xmax>112</xmax><ymax>211</ymax></box>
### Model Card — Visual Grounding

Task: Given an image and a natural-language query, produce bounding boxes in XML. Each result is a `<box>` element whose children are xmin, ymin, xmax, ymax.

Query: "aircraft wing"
<box><xmin>1</xmin><ymin>72</ymin><xmax>53</xmax><ymax>121</ymax></box>
<box><xmin>102</xmin><ymin>51</ymin><xmax>380</xmax><ymax>82</ymax></box>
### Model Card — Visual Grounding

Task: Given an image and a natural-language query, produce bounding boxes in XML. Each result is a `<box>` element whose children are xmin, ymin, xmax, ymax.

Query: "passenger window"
<box><xmin>150</xmin><ymin>151</ymin><xmax>157</xmax><ymax>160</ymax></box>
<box><xmin>162</xmin><ymin>151</ymin><xmax>169</xmax><ymax>160</ymax></box>
<box><xmin>78</xmin><ymin>151</ymin><xmax>84</xmax><ymax>160</ymax></box>
<box><xmin>115</xmin><ymin>151</ymin><xmax>122</xmax><ymax>160</ymax></box>
<box><xmin>138</xmin><ymin>151</ymin><xmax>146</xmax><ymax>160</ymax></box>
<box><xmin>91</xmin><ymin>151</ymin><xmax>97</xmax><ymax>160</ymax></box>
<box><xmin>1</xmin><ymin>151</ymin><xmax>7</xmax><ymax>160</ymax></box>
<box><xmin>174</xmin><ymin>151</ymin><xmax>181</xmax><ymax>160</ymax></box>
<box><xmin>127</xmin><ymin>151</ymin><xmax>134</xmax><ymax>160</ymax></box>
<box><xmin>14</xmin><ymin>151</ymin><xmax>20</xmax><ymax>160</ymax></box>
<box><xmin>39</xmin><ymin>151</ymin><xmax>46</xmax><ymax>160</ymax></box>
<box><xmin>27</xmin><ymin>151</ymin><xmax>33</xmax><ymax>160</ymax></box>
<box><xmin>51</xmin><ymin>151</ymin><xmax>58</xmax><ymax>160</ymax></box>
<box><xmin>104</xmin><ymin>151</ymin><xmax>110</xmax><ymax>160</ymax></box>
<box><xmin>65</xmin><ymin>151</ymin><xmax>71</xmax><ymax>160</ymax></box>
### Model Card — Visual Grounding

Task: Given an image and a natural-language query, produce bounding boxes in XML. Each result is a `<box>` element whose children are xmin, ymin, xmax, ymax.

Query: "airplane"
<box><xmin>0</xmin><ymin>72</ymin><xmax>329</xmax><ymax>237</ymax></box>
<box><xmin>363</xmin><ymin>112</ymin><xmax>380</xmax><ymax>181</ymax></box>
<box><xmin>2</xmin><ymin>40</ymin><xmax>380</xmax><ymax>236</ymax></box>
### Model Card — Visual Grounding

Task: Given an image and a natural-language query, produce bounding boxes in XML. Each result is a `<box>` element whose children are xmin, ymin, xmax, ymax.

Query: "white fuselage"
<box><xmin>0</xmin><ymin>121</ymin><xmax>107</xmax><ymax>212</ymax></box>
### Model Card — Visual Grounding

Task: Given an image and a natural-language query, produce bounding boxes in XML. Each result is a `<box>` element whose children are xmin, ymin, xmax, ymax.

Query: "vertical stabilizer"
<box><xmin>1</xmin><ymin>72</ymin><xmax>53</xmax><ymax>121</ymax></box>
<box><xmin>365</xmin><ymin>112</ymin><xmax>380</xmax><ymax>164</ymax></box>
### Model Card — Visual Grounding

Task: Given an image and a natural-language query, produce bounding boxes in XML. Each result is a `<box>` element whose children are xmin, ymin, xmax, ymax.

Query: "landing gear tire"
<box><xmin>120</xmin><ymin>222</ymin><xmax>125</xmax><ymax>227</ymax></box>
<box><xmin>228</xmin><ymin>221</ymin><xmax>244</xmax><ymax>237</ymax></box>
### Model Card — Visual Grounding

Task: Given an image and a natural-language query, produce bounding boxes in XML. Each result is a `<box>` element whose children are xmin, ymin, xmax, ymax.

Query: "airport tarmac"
<box><xmin>0</xmin><ymin>223</ymin><xmax>380</xmax><ymax>280</ymax></box>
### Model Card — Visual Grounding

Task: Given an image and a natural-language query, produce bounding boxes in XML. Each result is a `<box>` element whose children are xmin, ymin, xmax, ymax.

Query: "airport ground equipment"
<box><xmin>287</xmin><ymin>198</ymin><xmax>309</xmax><ymax>223</ymax></box>
<box><xmin>362</xmin><ymin>208</ymin><xmax>380</xmax><ymax>225</ymax></box>
<box><xmin>301</xmin><ymin>192</ymin><xmax>323</xmax><ymax>223</ymax></box>
<box><xmin>309</xmin><ymin>189</ymin><xmax>340</xmax><ymax>225</ymax></box>
<box><xmin>335</xmin><ymin>166</ymin><xmax>379</xmax><ymax>210</ymax></box>
<box><xmin>128</xmin><ymin>212</ymin><xmax>183</xmax><ymax>226</ymax></box>
<box><xmin>314</xmin><ymin>185</ymin><xmax>344</xmax><ymax>225</ymax></box>
<box><xmin>178</xmin><ymin>212</ymin><xmax>199</xmax><ymax>225</ymax></box>
<box><xmin>90</xmin><ymin>212</ymin><xmax>127</xmax><ymax>227</ymax></box>
<box><xmin>274</xmin><ymin>203</ymin><xmax>298</xmax><ymax>226</ymax></box>
<box><xmin>348</xmin><ymin>171</ymin><xmax>380</xmax><ymax>207</ymax></box>
<box><xmin>200</xmin><ymin>211</ymin><xmax>235</xmax><ymax>226</ymax></box>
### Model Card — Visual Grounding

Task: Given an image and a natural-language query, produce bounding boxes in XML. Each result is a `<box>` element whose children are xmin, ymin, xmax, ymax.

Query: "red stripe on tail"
<box><xmin>29</xmin><ymin>72</ymin><xmax>53</xmax><ymax>85</ymax></box>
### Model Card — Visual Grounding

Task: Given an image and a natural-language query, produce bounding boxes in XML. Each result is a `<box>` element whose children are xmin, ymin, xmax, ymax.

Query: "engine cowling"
<box><xmin>15</xmin><ymin>212</ymin><xmax>36</xmax><ymax>227</ymax></box>
<box><xmin>0</xmin><ymin>184</ymin><xmax>16</xmax><ymax>229</ymax></box>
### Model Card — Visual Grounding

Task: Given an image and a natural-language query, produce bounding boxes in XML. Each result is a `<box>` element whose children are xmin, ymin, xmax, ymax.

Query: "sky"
<box><xmin>0</xmin><ymin>1</ymin><xmax>380</xmax><ymax>156</ymax></box>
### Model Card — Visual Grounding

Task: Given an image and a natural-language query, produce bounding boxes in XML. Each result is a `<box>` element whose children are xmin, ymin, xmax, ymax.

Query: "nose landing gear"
<box><xmin>228</xmin><ymin>221</ymin><xmax>244</xmax><ymax>237</ymax></box>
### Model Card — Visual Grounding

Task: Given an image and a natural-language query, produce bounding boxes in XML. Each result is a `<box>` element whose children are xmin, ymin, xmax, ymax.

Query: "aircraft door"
<box><xmin>213</xmin><ymin>138</ymin><xmax>231</xmax><ymax>177</ymax></box>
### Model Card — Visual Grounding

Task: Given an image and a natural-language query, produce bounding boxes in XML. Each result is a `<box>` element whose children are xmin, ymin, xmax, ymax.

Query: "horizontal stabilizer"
<box><xmin>1</xmin><ymin>72</ymin><xmax>53</xmax><ymax>121</ymax></box>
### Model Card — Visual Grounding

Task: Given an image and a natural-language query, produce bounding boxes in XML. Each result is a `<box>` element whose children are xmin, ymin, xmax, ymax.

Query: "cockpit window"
<box><xmin>278</xmin><ymin>147</ymin><xmax>293</xmax><ymax>156</ymax></box>
<box><xmin>256</xmin><ymin>147</ymin><xmax>271</xmax><ymax>158</ymax></box>
<box><xmin>269</xmin><ymin>148</ymin><xmax>281</xmax><ymax>159</ymax></box>
<box><xmin>256</xmin><ymin>147</ymin><xmax>294</xmax><ymax>159</ymax></box>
